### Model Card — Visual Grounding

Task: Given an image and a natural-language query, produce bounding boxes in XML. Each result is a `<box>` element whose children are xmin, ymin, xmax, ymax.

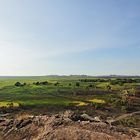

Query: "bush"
<box><xmin>35</xmin><ymin>82</ymin><xmax>40</xmax><ymax>85</ymax></box>
<box><xmin>41</xmin><ymin>81</ymin><xmax>48</xmax><ymax>85</ymax></box>
<box><xmin>106</xmin><ymin>85</ymin><xmax>111</xmax><ymax>90</ymax></box>
<box><xmin>54</xmin><ymin>82</ymin><xmax>59</xmax><ymax>86</ymax></box>
<box><xmin>34</xmin><ymin>81</ymin><xmax>48</xmax><ymax>86</ymax></box>
<box><xmin>89</xmin><ymin>84</ymin><xmax>93</xmax><ymax>87</ymax></box>
<box><xmin>76</xmin><ymin>82</ymin><xmax>80</xmax><ymax>87</ymax></box>
<box><xmin>15</xmin><ymin>82</ymin><xmax>21</xmax><ymax>87</ymax></box>
<box><xmin>15</xmin><ymin>82</ymin><xmax>27</xmax><ymax>87</ymax></box>
<box><xmin>23</xmin><ymin>83</ymin><xmax>26</xmax><ymax>86</ymax></box>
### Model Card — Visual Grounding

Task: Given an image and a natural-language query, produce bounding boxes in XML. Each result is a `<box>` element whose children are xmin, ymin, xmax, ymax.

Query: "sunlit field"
<box><xmin>0</xmin><ymin>76</ymin><xmax>140</xmax><ymax>115</ymax></box>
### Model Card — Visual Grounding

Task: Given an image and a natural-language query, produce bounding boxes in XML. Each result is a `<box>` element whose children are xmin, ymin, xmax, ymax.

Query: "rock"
<box><xmin>63</xmin><ymin>110</ymin><xmax>74</xmax><ymax>119</ymax></box>
<box><xmin>0</xmin><ymin>118</ymin><xmax>5</xmax><ymax>123</ymax></box>
<box><xmin>94</xmin><ymin>116</ymin><xmax>101</xmax><ymax>122</ymax></box>
<box><xmin>81</xmin><ymin>121</ymin><xmax>90</xmax><ymax>125</ymax></box>
<box><xmin>54</xmin><ymin>114</ymin><xmax>59</xmax><ymax>118</ymax></box>
<box><xmin>45</xmin><ymin>126</ymin><xmax>120</xmax><ymax>140</ymax></box>
<box><xmin>0</xmin><ymin>113</ymin><xmax>10</xmax><ymax>117</ymax></box>
<box><xmin>16</xmin><ymin>119</ymin><xmax>32</xmax><ymax>129</ymax></box>
<box><xmin>71</xmin><ymin>114</ymin><xmax>81</xmax><ymax>121</ymax></box>
<box><xmin>52</xmin><ymin>119</ymin><xmax>63</xmax><ymax>127</ymax></box>
<box><xmin>0</xmin><ymin>112</ymin><xmax>138</xmax><ymax>140</ymax></box>
<box><xmin>15</xmin><ymin>119</ymin><xmax>24</xmax><ymax>128</ymax></box>
<box><xmin>80</xmin><ymin>114</ymin><xmax>101</xmax><ymax>122</ymax></box>
<box><xmin>20</xmin><ymin>119</ymin><xmax>32</xmax><ymax>128</ymax></box>
<box><xmin>63</xmin><ymin>118</ymin><xmax>72</xmax><ymax>124</ymax></box>
<box><xmin>80</xmin><ymin>114</ymin><xmax>95</xmax><ymax>121</ymax></box>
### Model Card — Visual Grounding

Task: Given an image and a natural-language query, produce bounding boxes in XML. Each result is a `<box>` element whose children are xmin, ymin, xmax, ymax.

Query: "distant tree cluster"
<box><xmin>110</xmin><ymin>78</ymin><xmax>140</xmax><ymax>85</ymax></box>
<box><xmin>15</xmin><ymin>82</ymin><xmax>26</xmax><ymax>87</ymax></box>
<box><xmin>79</xmin><ymin>78</ymin><xmax>140</xmax><ymax>86</ymax></box>
<box><xmin>79</xmin><ymin>79</ymin><xmax>108</xmax><ymax>82</ymax></box>
<box><xmin>110</xmin><ymin>80</ymin><xmax>124</xmax><ymax>86</ymax></box>
<box><xmin>33</xmin><ymin>81</ymin><xmax>48</xmax><ymax>86</ymax></box>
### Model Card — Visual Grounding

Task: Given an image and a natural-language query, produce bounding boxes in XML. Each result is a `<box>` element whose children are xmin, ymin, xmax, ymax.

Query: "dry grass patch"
<box><xmin>88</xmin><ymin>99</ymin><xmax>105</xmax><ymax>104</ymax></box>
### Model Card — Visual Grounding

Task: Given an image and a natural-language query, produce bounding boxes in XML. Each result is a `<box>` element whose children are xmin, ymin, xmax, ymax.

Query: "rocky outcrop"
<box><xmin>0</xmin><ymin>111</ymin><xmax>139</xmax><ymax>140</ymax></box>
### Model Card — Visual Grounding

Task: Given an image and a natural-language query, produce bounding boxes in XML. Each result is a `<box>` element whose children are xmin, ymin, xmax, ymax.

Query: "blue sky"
<box><xmin>0</xmin><ymin>0</ymin><xmax>140</xmax><ymax>76</ymax></box>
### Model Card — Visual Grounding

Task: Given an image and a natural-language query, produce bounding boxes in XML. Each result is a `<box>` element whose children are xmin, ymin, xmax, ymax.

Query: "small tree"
<box><xmin>35</xmin><ymin>82</ymin><xmax>40</xmax><ymax>85</ymax></box>
<box><xmin>76</xmin><ymin>82</ymin><xmax>80</xmax><ymax>87</ymax></box>
<box><xmin>89</xmin><ymin>84</ymin><xmax>93</xmax><ymax>87</ymax></box>
<box><xmin>106</xmin><ymin>85</ymin><xmax>112</xmax><ymax>91</ymax></box>
<box><xmin>15</xmin><ymin>82</ymin><xmax>22</xmax><ymax>87</ymax></box>
<box><xmin>121</xmin><ymin>89</ymin><xmax>135</xmax><ymax>109</ymax></box>
<box><xmin>23</xmin><ymin>83</ymin><xmax>26</xmax><ymax>86</ymax></box>
<box><xmin>41</xmin><ymin>81</ymin><xmax>48</xmax><ymax>85</ymax></box>
<box><xmin>54</xmin><ymin>82</ymin><xmax>59</xmax><ymax>86</ymax></box>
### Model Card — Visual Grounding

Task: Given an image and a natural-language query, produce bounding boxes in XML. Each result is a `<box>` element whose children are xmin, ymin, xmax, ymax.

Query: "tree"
<box><xmin>15</xmin><ymin>82</ymin><xmax>26</xmax><ymax>87</ymax></box>
<box><xmin>23</xmin><ymin>83</ymin><xmax>26</xmax><ymax>86</ymax></box>
<box><xmin>15</xmin><ymin>82</ymin><xmax>22</xmax><ymax>87</ymax></box>
<box><xmin>121</xmin><ymin>89</ymin><xmax>136</xmax><ymax>109</ymax></box>
<box><xmin>106</xmin><ymin>85</ymin><xmax>112</xmax><ymax>91</ymax></box>
<box><xmin>76</xmin><ymin>82</ymin><xmax>80</xmax><ymax>87</ymax></box>
<box><xmin>41</xmin><ymin>81</ymin><xmax>48</xmax><ymax>85</ymax></box>
<box><xmin>54</xmin><ymin>82</ymin><xmax>59</xmax><ymax>86</ymax></box>
<box><xmin>35</xmin><ymin>82</ymin><xmax>40</xmax><ymax>85</ymax></box>
<box><xmin>89</xmin><ymin>84</ymin><xmax>93</xmax><ymax>88</ymax></box>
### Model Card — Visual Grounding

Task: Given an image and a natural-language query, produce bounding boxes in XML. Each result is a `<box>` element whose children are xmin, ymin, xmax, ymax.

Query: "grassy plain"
<box><xmin>0</xmin><ymin>76</ymin><xmax>140</xmax><ymax>116</ymax></box>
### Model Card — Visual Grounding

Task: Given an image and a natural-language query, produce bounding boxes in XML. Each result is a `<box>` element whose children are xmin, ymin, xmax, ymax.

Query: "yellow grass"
<box><xmin>0</xmin><ymin>102</ymin><xmax>19</xmax><ymax>107</ymax></box>
<box><xmin>73</xmin><ymin>101</ymin><xmax>88</xmax><ymax>106</ymax></box>
<box><xmin>88</xmin><ymin>99</ymin><xmax>105</xmax><ymax>104</ymax></box>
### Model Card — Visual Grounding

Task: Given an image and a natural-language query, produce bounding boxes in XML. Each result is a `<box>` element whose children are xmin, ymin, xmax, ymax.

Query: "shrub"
<box><xmin>89</xmin><ymin>84</ymin><xmax>93</xmax><ymax>87</ymax></box>
<box><xmin>41</xmin><ymin>81</ymin><xmax>48</xmax><ymax>85</ymax></box>
<box><xmin>15</xmin><ymin>82</ymin><xmax>22</xmax><ymax>87</ymax></box>
<box><xmin>54</xmin><ymin>82</ymin><xmax>59</xmax><ymax>86</ymax></box>
<box><xmin>34</xmin><ymin>81</ymin><xmax>48</xmax><ymax>86</ymax></box>
<box><xmin>76</xmin><ymin>82</ymin><xmax>80</xmax><ymax>87</ymax></box>
<box><xmin>23</xmin><ymin>83</ymin><xmax>26</xmax><ymax>86</ymax></box>
<box><xmin>106</xmin><ymin>85</ymin><xmax>111</xmax><ymax>90</ymax></box>
<box><xmin>35</xmin><ymin>82</ymin><xmax>40</xmax><ymax>85</ymax></box>
<box><xmin>15</xmin><ymin>82</ymin><xmax>26</xmax><ymax>87</ymax></box>
<box><xmin>15</xmin><ymin>82</ymin><xmax>21</xmax><ymax>86</ymax></box>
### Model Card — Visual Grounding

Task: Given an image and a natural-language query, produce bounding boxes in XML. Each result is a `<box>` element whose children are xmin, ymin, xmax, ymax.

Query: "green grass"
<box><xmin>0</xmin><ymin>76</ymin><xmax>139</xmax><ymax>110</ymax></box>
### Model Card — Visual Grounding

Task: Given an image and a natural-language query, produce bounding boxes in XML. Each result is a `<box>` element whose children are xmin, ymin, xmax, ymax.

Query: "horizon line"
<box><xmin>0</xmin><ymin>74</ymin><xmax>140</xmax><ymax>77</ymax></box>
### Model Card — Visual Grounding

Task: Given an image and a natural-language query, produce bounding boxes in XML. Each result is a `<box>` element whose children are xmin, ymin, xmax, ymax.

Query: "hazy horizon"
<box><xmin>0</xmin><ymin>0</ymin><xmax>140</xmax><ymax>76</ymax></box>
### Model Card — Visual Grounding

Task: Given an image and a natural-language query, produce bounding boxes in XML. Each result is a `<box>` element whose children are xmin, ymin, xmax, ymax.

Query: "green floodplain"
<box><xmin>0</xmin><ymin>76</ymin><xmax>140</xmax><ymax>116</ymax></box>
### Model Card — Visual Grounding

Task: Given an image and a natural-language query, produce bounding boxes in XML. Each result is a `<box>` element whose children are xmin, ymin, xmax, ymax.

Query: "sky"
<box><xmin>0</xmin><ymin>0</ymin><xmax>140</xmax><ymax>76</ymax></box>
